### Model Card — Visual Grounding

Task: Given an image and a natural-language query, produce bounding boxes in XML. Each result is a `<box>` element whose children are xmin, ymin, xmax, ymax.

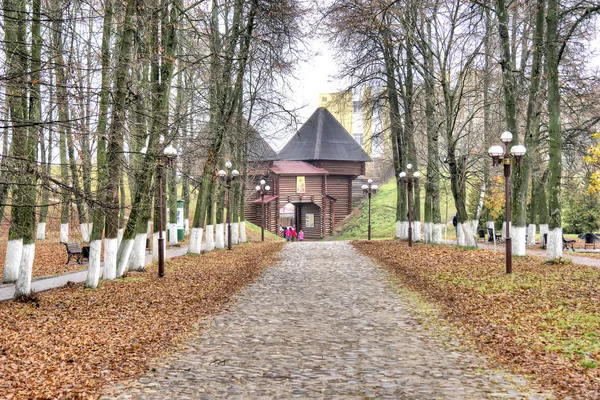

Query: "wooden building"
<box><xmin>245</xmin><ymin>108</ymin><xmax>371</xmax><ymax>239</ymax></box>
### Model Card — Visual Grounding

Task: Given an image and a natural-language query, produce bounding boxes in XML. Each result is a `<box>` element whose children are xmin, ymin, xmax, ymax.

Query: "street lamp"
<box><xmin>218</xmin><ymin>161</ymin><xmax>240</xmax><ymax>250</ymax></box>
<box><xmin>157</xmin><ymin>144</ymin><xmax>177</xmax><ymax>277</ymax></box>
<box><xmin>255</xmin><ymin>179</ymin><xmax>270</xmax><ymax>241</ymax></box>
<box><xmin>488</xmin><ymin>131</ymin><xmax>526</xmax><ymax>274</ymax></box>
<box><xmin>399</xmin><ymin>164</ymin><xmax>420</xmax><ymax>247</ymax></box>
<box><xmin>361</xmin><ymin>179</ymin><xmax>379</xmax><ymax>240</ymax></box>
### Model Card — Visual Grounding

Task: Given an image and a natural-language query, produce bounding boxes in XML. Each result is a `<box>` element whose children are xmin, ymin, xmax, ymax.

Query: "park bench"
<box><xmin>582</xmin><ymin>233</ymin><xmax>600</xmax><ymax>249</ymax></box>
<box><xmin>541</xmin><ymin>233</ymin><xmax>575</xmax><ymax>251</ymax></box>
<box><xmin>63</xmin><ymin>242</ymin><xmax>89</xmax><ymax>265</ymax></box>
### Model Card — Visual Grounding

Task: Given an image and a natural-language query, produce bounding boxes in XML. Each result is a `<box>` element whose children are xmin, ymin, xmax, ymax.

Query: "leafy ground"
<box><xmin>0</xmin><ymin>240</ymin><xmax>284</xmax><ymax>399</ymax></box>
<box><xmin>353</xmin><ymin>240</ymin><xmax>600</xmax><ymax>399</ymax></box>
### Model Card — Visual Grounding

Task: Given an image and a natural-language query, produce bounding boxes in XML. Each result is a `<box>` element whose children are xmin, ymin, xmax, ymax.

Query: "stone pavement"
<box><xmin>102</xmin><ymin>241</ymin><xmax>550</xmax><ymax>399</ymax></box>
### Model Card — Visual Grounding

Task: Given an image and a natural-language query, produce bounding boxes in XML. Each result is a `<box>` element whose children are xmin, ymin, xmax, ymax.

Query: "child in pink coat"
<box><xmin>298</xmin><ymin>229</ymin><xmax>304</xmax><ymax>241</ymax></box>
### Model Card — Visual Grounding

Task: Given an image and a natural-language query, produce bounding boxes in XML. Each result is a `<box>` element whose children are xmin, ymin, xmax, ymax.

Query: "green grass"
<box><xmin>244</xmin><ymin>220</ymin><xmax>282</xmax><ymax>241</ymax></box>
<box><xmin>334</xmin><ymin>177</ymin><xmax>457</xmax><ymax>240</ymax></box>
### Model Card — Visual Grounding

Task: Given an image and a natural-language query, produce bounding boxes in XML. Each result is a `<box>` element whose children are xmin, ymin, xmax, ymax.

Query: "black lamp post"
<box><xmin>155</xmin><ymin>144</ymin><xmax>177</xmax><ymax>277</ymax></box>
<box><xmin>361</xmin><ymin>179</ymin><xmax>379</xmax><ymax>240</ymax></box>
<box><xmin>255</xmin><ymin>179</ymin><xmax>270</xmax><ymax>242</ymax></box>
<box><xmin>399</xmin><ymin>164</ymin><xmax>420</xmax><ymax>247</ymax></box>
<box><xmin>488</xmin><ymin>131</ymin><xmax>526</xmax><ymax>274</ymax></box>
<box><xmin>218</xmin><ymin>161</ymin><xmax>240</xmax><ymax>250</ymax></box>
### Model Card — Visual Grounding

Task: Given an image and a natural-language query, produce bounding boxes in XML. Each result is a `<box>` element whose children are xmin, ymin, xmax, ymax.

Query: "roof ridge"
<box><xmin>314</xmin><ymin>108</ymin><xmax>323</xmax><ymax>160</ymax></box>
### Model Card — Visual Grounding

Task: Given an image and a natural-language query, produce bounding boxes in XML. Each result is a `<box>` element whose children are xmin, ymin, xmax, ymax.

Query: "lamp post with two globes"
<box><xmin>487</xmin><ymin>131</ymin><xmax>526</xmax><ymax>274</ymax></box>
<box><xmin>156</xmin><ymin>144</ymin><xmax>178</xmax><ymax>277</ymax></box>
<box><xmin>362</xmin><ymin>179</ymin><xmax>379</xmax><ymax>240</ymax></box>
<box><xmin>399</xmin><ymin>164</ymin><xmax>420</xmax><ymax>247</ymax></box>
<box><xmin>255</xmin><ymin>180</ymin><xmax>270</xmax><ymax>241</ymax></box>
<box><xmin>217</xmin><ymin>161</ymin><xmax>240</xmax><ymax>250</ymax></box>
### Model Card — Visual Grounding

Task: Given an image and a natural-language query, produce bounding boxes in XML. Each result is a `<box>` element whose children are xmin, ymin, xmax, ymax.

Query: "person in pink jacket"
<box><xmin>298</xmin><ymin>229</ymin><xmax>304</xmax><ymax>241</ymax></box>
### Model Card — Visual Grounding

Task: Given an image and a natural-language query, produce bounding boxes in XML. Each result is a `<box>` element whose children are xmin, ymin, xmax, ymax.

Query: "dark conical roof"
<box><xmin>278</xmin><ymin>107</ymin><xmax>372</xmax><ymax>162</ymax></box>
<box><xmin>247</xmin><ymin>128</ymin><xmax>278</xmax><ymax>162</ymax></box>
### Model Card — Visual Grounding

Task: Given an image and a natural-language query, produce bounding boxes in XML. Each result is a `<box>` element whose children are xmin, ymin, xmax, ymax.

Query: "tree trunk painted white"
<box><xmin>215</xmin><ymin>223</ymin><xmax>225</xmax><ymax>249</ymax></box>
<box><xmin>240</xmin><ymin>221</ymin><xmax>247</xmax><ymax>243</ymax></box>
<box><xmin>224</xmin><ymin>223</ymin><xmax>229</xmax><ymax>247</ymax></box>
<box><xmin>232</xmin><ymin>222</ymin><xmax>239</xmax><ymax>245</ymax></box>
<box><xmin>527</xmin><ymin>224</ymin><xmax>536</xmax><ymax>246</ymax></box>
<box><xmin>3</xmin><ymin>238</ymin><xmax>23</xmax><ymax>283</ymax></box>
<box><xmin>81</xmin><ymin>223</ymin><xmax>91</xmax><ymax>242</ymax></box>
<box><xmin>152</xmin><ymin>231</ymin><xmax>166</xmax><ymax>262</ymax></box>
<box><xmin>396</xmin><ymin>221</ymin><xmax>408</xmax><ymax>239</ymax></box>
<box><xmin>14</xmin><ymin>243</ymin><xmax>35</xmax><ymax>297</ymax></box>
<box><xmin>205</xmin><ymin>225</ymin><xmax>215</xmax><ymax>251</ymax></box>
<box><xmin>460</xmin><ymin>222</ymin><xmax>476</xmax><ymax>247</ymax></box>
<box><xmin>540</xmin><ymin>224</ymin><xmax>549</xmax><ymax>246</ymax></box>
<box><xmin>128</xmin><ymin>233</ymin><xmax>147</xmax><ymax>271</ymax></box>
<box><xmin>147</xmin><ymin>220</ymin><xmax>152</xmax><ymax>235</ymax></box>
<box><xmin>85</xmin><ymin>239</ymin><xmax>103</xmax><ymax>289</ymax></box>
<box><xmin>189</xmin><ymin>227</ymin><xmax>203</xmax><ymax>254</ymax></box>
<box><xmin>423</xmin><ymin>222</ymin><xmax>432</xmax><ymax>243</ymax></box>
<box><xmin>457</xmin><ymin>223</ymin><xmax>466</xmax><ymax>246</ymax></box>
<box><xmin>114</xmin><ymin>237</ymin><xmax>132</xmax><ymax>279</ymax></box>
<box><xmin>432</xmin><ymin>223</ymin><xmax>443</xmax><ymax>244</ymax></box>
<box><xmin>103</xmin><ymin>237</ymin><xmax>119</xmax><ymax>280</ymax></box>
<box><xmin>168</xmin><ymin>223</ymin><xmax>178</xmax><ymax>246</ymax></box>
<box><xmin>60</xmin><ymin>223</ymin><xmax>69</xmax><ymax>243</ymax></box>
<box><xmin>117</xmin><ymin>228</ymin><xmax>124</xmax><ymax>249</ymax></box>
<box><xmin>184</xmin><ymin>219</ymin><xmax>189</xmax><ymax>235</ymax></box>
<box><xmin>36</xmin><ymin>222</ymin><xmax>46</xmax><ymax>240</ymax></box>
<box><xmin>413</xmin><ymin>221</ymin><xmax>421</xmax><ymax>242</ymax></box>
<box><xmin>546</xmin><ymin>227</ymin><xmax>563</xmax><ymax>260</ymax></box>
<box><xmin>512</xmin><ymin>226</ymin><xmax>527</xmax><ymax>256</ymax></box>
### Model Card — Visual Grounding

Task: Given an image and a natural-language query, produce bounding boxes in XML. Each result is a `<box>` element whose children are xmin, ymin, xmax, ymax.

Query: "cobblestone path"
<box><xmin>102</xmin><ymin>241</ymin><xmax>549</xmax><ymax>399</ymax></box>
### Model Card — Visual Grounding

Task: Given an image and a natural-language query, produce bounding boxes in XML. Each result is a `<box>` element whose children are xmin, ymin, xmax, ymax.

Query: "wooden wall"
<box><xmin>311</xmin><ymin>160</ymin><xmax>364</xmax><ymax>177</ymax></box>
<box><xmin>298</xmin><ymin>203</ymin><xmax>322</xmax><ymax>239</ymax></box>
<box><xmin>326</xmin><ymin>175</ymin><xmax>352</xmax><ymax>226</ymax></box>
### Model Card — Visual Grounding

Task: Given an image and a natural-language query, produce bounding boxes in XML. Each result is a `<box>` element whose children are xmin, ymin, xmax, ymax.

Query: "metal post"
<box><xmin>504</xmin><ymin>145</ymin><xmax>512</xmax><ymax>274</ymax></box>
<box><xmin>158</xmin><ymin>163</ymin><xmax>165</xmax><ymax>278</ymax></box>
<box><xmin>227</xmin><ymin>179</ymin><xmax>232</xmax><ymax>250</ymax></box>
<box><xmin>408</xmin><ymin>179</ymin><xmax>413</xmax><ymax>247</ymax></box>
<box><xmin>261</xmin><ymin>193</ymin><xmax>265</xmax><ymax>242</ymax></box>
<box><xmin>368</xmin><ymin>192</ymin><xmax>372</xmax><ymax>240</ymax></box>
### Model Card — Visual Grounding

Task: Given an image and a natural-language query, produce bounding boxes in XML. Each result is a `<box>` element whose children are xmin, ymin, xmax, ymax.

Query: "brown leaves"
<box><xmin>353</xmin><ymin>240</ymin><xmax>600</xmax><ymax>399</ymax></box>
<box><xmin>0</xmin><ymin>241</ymin><xmax>284</xmax><ymax>399</ymax></box>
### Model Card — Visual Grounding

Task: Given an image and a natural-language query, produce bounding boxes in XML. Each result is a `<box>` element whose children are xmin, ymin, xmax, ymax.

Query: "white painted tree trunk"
<box><xmin>81</xmin><ymin>223</ymin><xmax>91</xmax><ymax>242</ymax></box>
<box><xmin>117</xmin><ymin>228</ymin><xmax>124</xmax><ymax>249</ymax></box>
<box><xmin>512</xmin><ymin>226</ymin><xmax>527</xmax><ymax>256</ymax></box>
<box><xmin>413</xmin><ymin>221</ymin><xmax>421</xmax><ymax>242</ymax></box>
<box><xmin>423</xmin><ymin>222</ymin><xmax>432</xmax><ymax>243</ymax></box>
<box><xmin>224</xmin><ymin>223</ymin><xmax>229</xmax><ymax>247</ymax></box>
<box><xmin>184</xmin><ymin>219</ymin><xmax>189</xmax><ymax>235</ymax></box>
<box><xmin>3</xmin><ymin>238</ymin><xmax>23</xmax><ymax>283</ymax></box>
<box><xmin>152</xmin><ymin>231</ymin><xmax>166</xmax><ymax>262</ymax></box>
<box><xmin>396</xmin><ymin>221</ymin><xmax>408</xmax><ymax>239</ymax></box>
<box><xmin>114</xmin><ymin>238</ymin><xmax>132</xmax><ymax>279</ymax></box>
<box><xmin>103</xmin><ymin>238</ymin><xmax>119</xmax><ymax>280</ymax></box>
<box><xmin>457</xmin><ymin>223</ymin><xmax>466</xmax><ymax>246</ymax></box>
<box><xmin>60</xmin><ymin>223</ymin><xmax>69</xmax><ymax>243</ymax></box>
<box><xmin>215</xmin><ymin>223</ymin><xmax>225</xmax><ymax>249</ymax></box>
<box><xmin>205</xmin><ymin>225</ymin><xmax>215</xmax><ymax>251</ymax></box>
<box><xmin>128</xmin><ymin>233</ymin><xmax>148</xmax><ymax>271</ymax></box>
<box><xmin>232</xmin><ymin>222</ymin><xmax>239</xmax><ymax>245</ymax></box>
<box><xmin>14</xmin><ymin>243</ymin><xmax>35</xmax><ymax>297</ymax></box>
<box><xmin>240</xmin><ymin>221</ymin><xmax>247</xmax><ymax>243</ymax></box>
<box><xmin>527</xmin><ymin>224</ymin><xmax>536</xmax><ymax>246</ymax></box>
<box><xmin>85</xmin><ymin>239</ymin><xmax>103</xmax><ymax>289</ymax></box>
<box><xmin>460</xmin><ymin>222</ymin><xmax>476</xmax><ymax>247</ymax></box>
<box><xmin>189</xmin><ymin>227</ymin><xmax>203</xmax><ymax>254</ymax></box>
<box><xmin>540</xmin><ymin>224</ymin><xmax>549</xmax><ymax>246</ymax></box>
<box><xmin>168</xmin><ymin>223</ymin><xmax>178</xmax><ymax>246</ymax></box>
<box><xmin>36</xmin><ymin>222</ymin><xmax>46</xmax><ymax>240</ymax></box>
<box><xmin>432</xmin><ymin>223</ymin><xmax>443</xmax><ymax>244</ymax></box>
<box><xmin>147</xmin><ymin>221</ymin><xmax>152</xmax><ymax>235</ymax></box>
<box><xmin>546</xmin><ymin>228</ymin><xmax>563</xmax><ymax>260</ymax></box>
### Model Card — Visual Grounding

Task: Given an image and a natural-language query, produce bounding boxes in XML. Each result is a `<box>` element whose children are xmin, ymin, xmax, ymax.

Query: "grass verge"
<box><xmin>353</xmin><ymin>240</ymin><xmax>600</xmax><ymax>399</ymax></box>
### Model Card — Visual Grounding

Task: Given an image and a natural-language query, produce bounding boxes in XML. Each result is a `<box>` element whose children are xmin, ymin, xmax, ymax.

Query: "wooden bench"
<box><xmin>63</xmin><ymin>242</ymin><xmax>89</xmax><ymax>264</ymax></box>
<box><xmin>487</xmin><ymin>228</ymin><xmax>501</xmax><ymax>243</ymax></box>
<box><xmin>563</xmin><ymin>236</ymin><xmax>576</xmax><ymax>251</ymax></box>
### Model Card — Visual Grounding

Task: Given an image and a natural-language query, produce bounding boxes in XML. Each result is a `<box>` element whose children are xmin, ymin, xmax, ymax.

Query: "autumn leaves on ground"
<box><xmin>0</xmin><ymin>241</ymin><xmax>283</xmax><ymax>398</ymax></box>
<box><xmin>354</xmin><ymin>240</ymin><xmax>600</xmax><ymax>399</ymax></box>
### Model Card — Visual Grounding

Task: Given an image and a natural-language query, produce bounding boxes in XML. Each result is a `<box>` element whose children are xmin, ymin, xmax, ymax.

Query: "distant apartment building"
<box><xmin>318</xmin><ymin>88</ymin><xmax>388</xmax><ymax>159</ymax></box>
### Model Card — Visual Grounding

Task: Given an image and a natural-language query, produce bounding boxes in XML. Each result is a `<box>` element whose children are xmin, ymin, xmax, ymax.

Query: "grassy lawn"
<box><xmin>353</xmin><ymin>240</ymin><xmax>600</xmax><ymax>399</ymax></box>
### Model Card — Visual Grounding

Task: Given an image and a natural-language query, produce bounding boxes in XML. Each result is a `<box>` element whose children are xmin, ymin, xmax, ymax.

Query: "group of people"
<box><xmin>280</xmin><ymin>224</ymin><xmax>304</xmax><ymax>242</ymax></box>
